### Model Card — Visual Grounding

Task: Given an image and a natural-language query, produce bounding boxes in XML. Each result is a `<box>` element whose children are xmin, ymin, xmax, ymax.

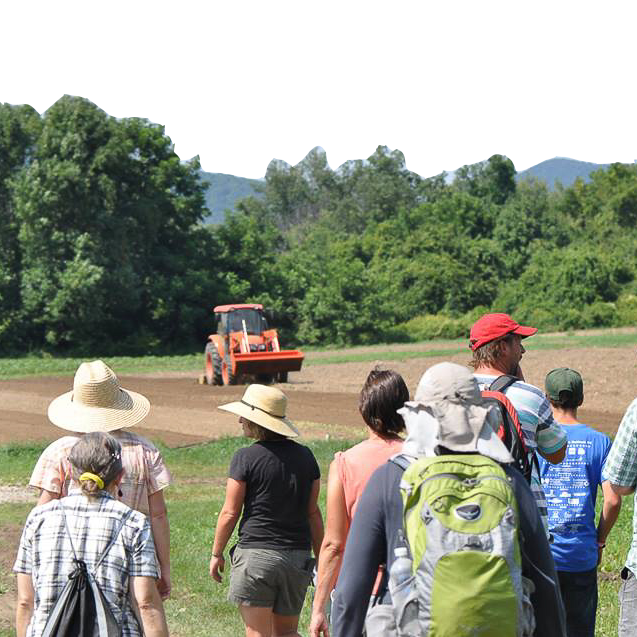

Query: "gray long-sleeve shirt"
<box><xmin>331</xmin><ymin>458</ymin><xmax>566</xmax><ymax>637</ymax></box>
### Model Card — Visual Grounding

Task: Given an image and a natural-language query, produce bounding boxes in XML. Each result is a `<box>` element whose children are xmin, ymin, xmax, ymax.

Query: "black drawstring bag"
<box><xmin>42</xmin><ymin>504</ymin><xmax>131</xmax><ymax>637</ymax></box>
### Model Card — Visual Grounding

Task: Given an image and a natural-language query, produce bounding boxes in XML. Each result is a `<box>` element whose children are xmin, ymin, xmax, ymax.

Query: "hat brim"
<box><xmin>48</xmin><ymin>388</ymin><xmax>150</xmax><ymax>433</ymax></box>
<box><xmin>400</xmin><ymin>402</ymin><xmax>513</xmax><ymax>464</ymax></box>
<box><xmin>403</xmin><ymin>399</ymin><xmax>488</xmax><ymax>453</ymax></box>
<box><xmin>469</xmin><ymin>324</ymin><xmax>538</xmax><ymax>350</ymax></box>
<box><xmin>219</xmin><ymin>401</ymin><xmax>299</xmax><ymax>438</ymax></box>
<box><xmin>513</xmin><ymin>325</ymin><xmax>538</xmax><ymax>338</ymax></box>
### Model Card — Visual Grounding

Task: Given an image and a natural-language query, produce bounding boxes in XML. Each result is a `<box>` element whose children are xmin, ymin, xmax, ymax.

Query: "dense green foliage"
<box><xmin>1</xmin><ymin>98</ymin><xmax>636</xmax><ymax>354</ymax></box>
<box><xmin>214</xmin><ymin>147</ymin><xmax>637</xmax><ymax>345</ymax></box>
<box><xmin>0</xmin><ymin>97</ymin><xmax>230</xmax><ymax>354</ymax></box>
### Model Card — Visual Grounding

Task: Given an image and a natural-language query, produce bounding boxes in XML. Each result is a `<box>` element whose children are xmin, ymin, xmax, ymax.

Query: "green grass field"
<box><xmin>2</xmin><ymin>327</ymin><xmax>637</xmax><ymax>379</ymax></box>
<box><xmin>0</xmin><ymin>435</ymin><xmax>632</xmax><ymax>637</ymax></box>
<box><xmin>0</xmin><ymin>438</ymin><xmax>353</xmax><ymax>637</ymax></box>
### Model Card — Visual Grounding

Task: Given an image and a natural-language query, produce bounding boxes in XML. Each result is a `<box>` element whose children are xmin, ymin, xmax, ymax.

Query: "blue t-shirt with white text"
<box><xmin>538</xmin><ymin>423</ymin><xmax>611</xmax><ymax>572</ymax></box>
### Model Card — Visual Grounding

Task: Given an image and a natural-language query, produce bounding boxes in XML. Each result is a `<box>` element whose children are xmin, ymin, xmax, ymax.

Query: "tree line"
<box><xmin>1</xmin><ymin>96</ymin><xmax>636</xmax><ymax>355</ymax></box>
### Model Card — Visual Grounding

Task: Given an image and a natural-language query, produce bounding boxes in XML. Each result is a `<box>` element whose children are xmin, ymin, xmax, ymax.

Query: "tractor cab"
<box><xmin>217</xmin><ymin>305</ymin><xmax>268</xmax><ymax>337</ymax></box>
<box><xmin>204</xmin><ymin>303</ymin><xmax>303</xmax><ymax>385</ymax></box>
<box><xmin>214</xmin><ymin>304</ymin><xmax>273</xmax><ymax>354</ymax></box>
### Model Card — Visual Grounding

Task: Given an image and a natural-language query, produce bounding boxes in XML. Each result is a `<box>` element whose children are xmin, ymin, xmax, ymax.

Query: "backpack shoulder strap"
<box><xmin>489</xmin><ymin>374</ymin><xmax>518</xmax><ymax>394</ymax></box>
<box><xmin>59</xmin><ymin>499</ymin><xmax>133</xmax><ymax>571</ymax></box>
<box><xmin>90</xmin><ymin>506</ymin><xmax>132</xmax><ymax>637</ymax></box>
<box><xmin>389</xmin><ymin>453</ymin><xmax>412</xmax><ymax>472</ymax></box>
<box><xmin>58</xmin><ymin>502</ymin><xmax>80</xmax><ymax>563</ymax></box>
<box><xmin>93</xmin><ymin>508</ymin><xmax>133</xmax><ymax>571</ymax></box>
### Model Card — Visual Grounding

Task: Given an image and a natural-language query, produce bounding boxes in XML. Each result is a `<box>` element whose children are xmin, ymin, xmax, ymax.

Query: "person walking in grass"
<box><xmin>210</xmin><ymin>384</ymin><xmax>324</xmax><ymax>637</ymax></box>
<box><xmin>310</xmin><ymin>368</ymin><xmax>409</xmax><ymax>637</ymax></box>
<box><xmin>15</xmin><ymin>432</ymin><xmax>169</xmax><ymax>637</ymax></box>
<box><xmin>538</xmin><ymin>368</ymin><xmax>621</xmax><ymax>637</ymax></box>
<box><xmin>29</xmin><ymin>360</ymin><xmax>173</xmax><ymax>600</ymax></box>
<box><xmin>469</xmin><ymin>312</ymin><xmax>568</xmax><ymax>534</ymax></box>
<box><xmin>330</xmin><ymin>362</ymin><xmax>566</xmax><ymax>637</ymax></box>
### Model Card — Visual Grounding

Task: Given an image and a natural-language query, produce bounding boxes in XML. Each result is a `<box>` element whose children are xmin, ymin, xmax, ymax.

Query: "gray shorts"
<box><xmin>228</xmin><ymin>546</ymin><xmax>314</xmax><ymax>616</ymax></box>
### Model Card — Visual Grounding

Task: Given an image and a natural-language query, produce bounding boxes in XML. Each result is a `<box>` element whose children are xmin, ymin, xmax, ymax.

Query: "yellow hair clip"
<box><xmin>79</xmin><ymin>472</ymin><xmax>104</xmax><ymax>489</ymax></box>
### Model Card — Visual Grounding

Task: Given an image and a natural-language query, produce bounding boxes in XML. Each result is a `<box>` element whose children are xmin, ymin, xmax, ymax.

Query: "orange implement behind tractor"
<box><xmin>204</xmin><ymin>304</ymin><xmax>304</xmax><ymax>385</ymax></box>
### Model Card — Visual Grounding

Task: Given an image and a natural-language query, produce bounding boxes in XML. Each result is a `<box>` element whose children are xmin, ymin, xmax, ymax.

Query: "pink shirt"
<box><xmin>335</xmin><ymin>437</ymin><xmax>403</xmax><ymax>522</ymax></box>
<box><xmin>29</xmin><ymin>430</ymin><xmax>173</xmax><ymax>515</ymax></box>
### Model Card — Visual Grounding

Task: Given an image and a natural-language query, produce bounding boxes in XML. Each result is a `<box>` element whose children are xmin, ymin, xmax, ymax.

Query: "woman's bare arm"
<box><xmin>308</xmin><ymin>478</ymin><xmax>324</xmax><ymax>558</ymax></box>
<box><xmin>16</xmin><ymin>573</ymin><xmax>34</xmax><ymax>637</ymax></box>
<box><xmin>36</xmin><ymin>489</ymin><xmax>59</xmax><ymax>506</ymax></box>
<box><xmin>148</xmin><ymin>490</ymin><xmax>171</xmax><ymax>600</ymax></box>
<box><xmin>310</xmin><ymin>460</ymin><xmax>349</xmax><ymax>637</ymax></box>
<box><xmin>131</xmin><ymin>575</ymin><xmax>169</xmax><ymax>637</ymax></box>
<box><xmin>209</xmin><ymin>478</ymin><xmax>246</xmax><ymax>582</ymax></box>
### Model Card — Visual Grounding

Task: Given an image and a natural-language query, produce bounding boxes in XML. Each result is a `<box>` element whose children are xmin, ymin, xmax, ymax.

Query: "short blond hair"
<box><xmin>243</xmin><ymin>419</ymin><xmax>287</xmax><ymax>441</ymax></box>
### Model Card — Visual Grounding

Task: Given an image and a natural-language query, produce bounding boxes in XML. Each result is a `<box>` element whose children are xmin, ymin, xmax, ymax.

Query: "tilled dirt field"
<box><xmin>0</xmin><ymin>343</ymin><xmax>635</xmax><ymax>446</ymax></box>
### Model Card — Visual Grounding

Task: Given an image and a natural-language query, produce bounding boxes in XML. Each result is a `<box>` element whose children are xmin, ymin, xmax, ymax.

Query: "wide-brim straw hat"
<box><xmin>48</xmin><ymin>360</ymin><xmax>150</xmax><ymax>433</ymax></box>
<box><xmin>219</xmin><ymin>384</ymin><xmax>299</xmax><ymax>438</ymax></box>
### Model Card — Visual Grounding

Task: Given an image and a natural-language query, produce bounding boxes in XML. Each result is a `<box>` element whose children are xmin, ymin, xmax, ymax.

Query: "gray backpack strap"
<box><xmin>389</xmin><ymin>453</ymin><xmax>412</xmax><ymax>472</ymax></box>
<box><xmin>489</xmin><ymin>374</ymin><xmax>518</xmax><ymax>394</ymax></box>
<box><xmin>59</xmin><ymin>503</ymin><xmax>80</xmax><ymax>563</ymax></box>
<box><xmin>94</xmin><ymin>509</ymin><xmax>133</xmax><ymax>570</ymax></box>
<box><xmin>90</xmin><ymin>509</ymin><xmax>131</xmax><ymax>637</ymax></box>
<box><xmin>59</xmin><ymin>501</ymin><xmax>132</xmax><ymax>571</ymax></box>
<box><xmin>59</xmin><ymin>500</ymin><xmax>132</xmax><ymax>637</ymax></box>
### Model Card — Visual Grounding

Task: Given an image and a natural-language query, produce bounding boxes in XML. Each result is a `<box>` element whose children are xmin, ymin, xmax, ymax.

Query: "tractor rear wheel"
<box><xmin>205</xmin><ymin>343</ymin><xmax>223</xmax><ymax>385</ymax></box>
<box><xmin>222</xmin><ymin>353</ymin><xmax>237</xmax><ymax>385</ymax></box>
<box><xmin>276</xmin><ymin>371</ymin><xmax>288</xmax><ymax>383</ymax></box>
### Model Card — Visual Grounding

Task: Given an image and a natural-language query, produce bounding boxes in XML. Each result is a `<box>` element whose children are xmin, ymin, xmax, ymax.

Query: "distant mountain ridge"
<box><xmin>199</xmin><ymin>171</ymin><xmax>263</xmax><ymax>224</ymax></box>
<box><xmin>200</xmin><ymin>155</ymin><xmax>618</xmax><ymax>223</ymax></box>
<box><xmin>516</xmin><ymin>157</ymin><xmax>611</xmax><ymax>189</ymax></box>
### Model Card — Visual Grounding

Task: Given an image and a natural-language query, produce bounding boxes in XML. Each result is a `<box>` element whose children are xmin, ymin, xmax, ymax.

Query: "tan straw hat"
<box><xmin>218</xmin><ymin>384</ymin><xmax>299</xmax><ymax>438</ymax></box>
<box><xmin>48</xmin><ymin>360</ymin><xmax>150</xmax><ymax>433</ymax></box>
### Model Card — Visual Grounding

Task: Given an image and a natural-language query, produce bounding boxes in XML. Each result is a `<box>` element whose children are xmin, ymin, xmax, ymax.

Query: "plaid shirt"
<box><xmin>29</xmin><ymin>431</ymin><xmax>173</xmax><ymax>515</ymax></box>
<box><xmin>602</xmin><ymin>397</ymin><xmax>637</xmax><ymax>574</ymax></box>
<box><xmin>475</xmin><ymin>374</ymin><xmax>568</xmax><ymax>536</ymax></box>
<box><xmin>14</xmin><ymin>491</ymin><xmax>158</xmax><ymax>637</ymax></box>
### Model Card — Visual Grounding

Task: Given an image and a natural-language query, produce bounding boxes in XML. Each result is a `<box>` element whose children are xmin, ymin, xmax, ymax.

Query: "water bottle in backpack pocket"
<box><xmin>366</xmin><ymin>453</ymin><xmax>535</xmax><ymax>637</ymax></box>
<box><xmin>387</xmin><ymin>538</ymin><xmax>419</xmax><ymax>636</ymax></box>
<box><xmin>364</xmin><ymin>537</ymin><xmax>416</xmax><ymax>637</ymax></box>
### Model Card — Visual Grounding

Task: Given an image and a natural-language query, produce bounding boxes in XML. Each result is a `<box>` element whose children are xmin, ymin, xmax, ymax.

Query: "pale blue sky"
<box><xmin>0</xmin><ymin>95</ymin><xmax>637</xmax><ymax>178</ymax></box>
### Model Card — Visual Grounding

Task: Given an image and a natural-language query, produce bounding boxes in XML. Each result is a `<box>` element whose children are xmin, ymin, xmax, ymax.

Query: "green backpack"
<box><xmin>368</xmin><ymin>454</ymin><xmax>535</xmax><ymax>637</ymax></box>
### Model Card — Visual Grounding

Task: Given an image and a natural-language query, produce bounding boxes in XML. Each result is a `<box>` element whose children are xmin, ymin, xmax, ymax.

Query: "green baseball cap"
<box><xmin>545</xmin><ymin>368</ymin><xmax>583</xmax><ymax>405</ymax></box>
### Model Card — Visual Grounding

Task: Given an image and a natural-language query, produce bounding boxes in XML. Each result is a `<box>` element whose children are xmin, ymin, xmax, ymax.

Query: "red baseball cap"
<box><xmin>469</xmin><ymin>313</ymin><xmax>538</xmax><ymax>351</ymax></box>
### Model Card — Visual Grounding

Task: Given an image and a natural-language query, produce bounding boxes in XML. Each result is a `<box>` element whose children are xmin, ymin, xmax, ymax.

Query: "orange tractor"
<box><xmin>204</xmin><ymin>304</ymin><xmax>304</xmax><ymax>385</ymax></box>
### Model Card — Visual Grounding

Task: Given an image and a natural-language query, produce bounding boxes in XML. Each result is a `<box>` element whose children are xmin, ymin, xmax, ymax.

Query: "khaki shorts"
<box><xmin>228</xmin><ymin>546</ymin><xmax>315</xmax><ymax>616</ymax></box>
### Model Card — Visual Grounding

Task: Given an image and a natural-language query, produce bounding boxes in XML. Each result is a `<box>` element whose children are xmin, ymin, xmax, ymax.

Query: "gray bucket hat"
<box><xmin>399</xmin><ymin>362</ymin><xmax>512</xmax><ymax>463</ymax></box>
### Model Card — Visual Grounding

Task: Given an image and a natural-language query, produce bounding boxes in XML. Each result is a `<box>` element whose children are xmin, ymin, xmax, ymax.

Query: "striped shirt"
<box><xmin>602</xmin><ymin>397</ymin><xmax>637</xmax><ymax>575</ymax></box>
<box><xmin>29</xmin><ymin>431</ymin><xmax>172</xmax><ymax>515</ymax></box>
<box><xmin>475</xmin><ymin>374</ymin><xmax>568</xmax><ymax>535</ymax></box>
<box><xmin>13</xmin><ymin>491</ymin><xmax>158</xmax><ymax>637</ymax></box>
